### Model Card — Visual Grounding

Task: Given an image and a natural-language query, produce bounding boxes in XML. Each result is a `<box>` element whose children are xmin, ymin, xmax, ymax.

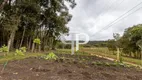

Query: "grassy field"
<box><xmin>82</xmin><ymin>48</ymin><xmax>142</xmax><ymax>65</ymax></box>
<box><xmin>0</xmin><ymin>50</ymin><xmax>88</xmax><ymax>64</ymax></box>
<box><xmin>0</xmin><ymin>52</ymin><xmax>44</xmax><ymax>63</ymax></box>
<box><xmin>0</xmin><ymin>51</ymin><xmax>142</xmax><ymax>80</ymax></box>
<box><xmin>57</xmin><ymin>48</ymin><xmax>142</xmax><ymax>66</ymax></box>
<box><xmin>0</xmin><ymin>48</ymin><xmax>141</xmax><ymax>66</ymax></box>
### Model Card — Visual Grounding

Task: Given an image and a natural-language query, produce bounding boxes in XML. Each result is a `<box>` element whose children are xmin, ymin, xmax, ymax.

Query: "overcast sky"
<box><xmin>67</xmin><ymin>0</ymin><xmax>142</xmax><ymax>41</ymax></box>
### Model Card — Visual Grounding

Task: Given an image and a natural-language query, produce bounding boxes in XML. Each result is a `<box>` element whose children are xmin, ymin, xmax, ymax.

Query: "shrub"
<box><xmin>15</xmin><ymin>47</ymin><xmax>27</xmax><ymax>56</ymax></box>
<box><xmin>20</xmin><ymin>47</ymin><xmax>27</xmax><ymax>53</ymax></box>
<box><xmin>0</xmin><ymin>45</ymin><xmax>8</xmax><ymax>52</ymax></box>
<box><xmin>15</xmin><ymin>49</ymin><xmax>25</xmax><ymax>56</ymax></box>
<box><xmin>43</xmin><ymin>52</ymin><xmax>58</xmax><ymax>60</ymax></box>
<box><xmin>33</xmin><ymin>38</ymin><xmax>41</xmax><ymax>44</ymax></box>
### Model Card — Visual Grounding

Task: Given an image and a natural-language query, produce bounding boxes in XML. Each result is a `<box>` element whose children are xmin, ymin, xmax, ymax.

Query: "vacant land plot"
<box><xmin>0</xmin><ymin>54</ymin><xmax>141</xmax><ymax>80</ymax></box>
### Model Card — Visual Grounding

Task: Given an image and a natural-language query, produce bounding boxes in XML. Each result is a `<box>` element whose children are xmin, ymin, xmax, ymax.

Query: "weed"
<box><xmin>15</xmin><ymin>49</ymin><xmax>25</xmax><ymax>56</ymax></box>
<box><xmin>20</xmin><ymin>47</ymin><xmax>27</xmax><ymax>53</ymax></box>
<box><xmin>0</xmin><ymin>45</ymin><xmax>8</xmax><ymax>53</ymax></box>
<box><xmin>33</xmin><ymin>38</ymin><xmax>41</xmax><ymax>44</ymax></box>
<box><xmin>105</xmin><ymin>62</ymin><xmax>110</xmax><ymax>66</ymax></box>
<box><xmin>43</xmin><ymin>52</ymin><xmax>58</xmax><ymax>60</ymax></box>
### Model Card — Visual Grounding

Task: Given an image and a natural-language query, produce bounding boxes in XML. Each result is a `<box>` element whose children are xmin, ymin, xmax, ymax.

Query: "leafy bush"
<box><xmin>43</xmin><ymin>52</ymin><xmax>58</xmax><ymax>60</ymax></box>
<box><xmin>0</xmin><ymin>45</ymin><xmax>8</xmax><ymax>52</ymax></box>
<box><xmin>15</xmin><ymin>47</ymin><xmax>27</xmax><ymax>56</ymax></box>
<box><xmin>15</xmin><ymin>49</ymin><xmax>25</xmax><ymax>56</ymax></box>
<box><xmin>20</xmin><ymin>47</ymin><xmax>27</xmax><ymax>53</ymax></box>
<box><xmin>33</xmin><ymin>38</ymin><xmax>41</xmax><ymax>44</ymax></box>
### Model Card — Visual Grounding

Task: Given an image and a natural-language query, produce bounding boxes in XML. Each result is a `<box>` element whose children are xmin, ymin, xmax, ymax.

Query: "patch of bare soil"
<box><xmin>0</xmin><ymin>57</ymin><xmax>141</xmax><ymax>80</ymax></box>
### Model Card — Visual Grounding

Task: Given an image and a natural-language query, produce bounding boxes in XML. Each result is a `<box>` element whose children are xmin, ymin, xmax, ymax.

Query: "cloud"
<box><xmin>67</xmin><ymin>0</ymin><xmax>142</xmax><ymax>40</ymax></box>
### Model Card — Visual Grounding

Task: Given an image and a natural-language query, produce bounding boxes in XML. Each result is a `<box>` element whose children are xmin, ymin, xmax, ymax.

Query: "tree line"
<box><xmin>107</xmin><ymin>24</ymin><xmax>142</xmax><ymax>59</ymax></box>
<box><xmin>82</xmin><ymin>24</ymin><xmax>142</xmax><ymax>59</ymax></box>
<box><xmin>0</xmin><ymin>0</ymin><xmax>76</xmax><ymax>52</ymax></box>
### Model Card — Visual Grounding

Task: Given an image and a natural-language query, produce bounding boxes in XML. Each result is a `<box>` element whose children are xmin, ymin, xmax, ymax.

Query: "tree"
<box><xmin>1</xmin><ymin>2</ymin><xmax>21</xmax><ymax>51</ymax></box>
<box><xmin>32</xmin><ymin>38</ymin><xmax>41</xmax><ymax>52</ymax></box>
<box><xmin>113</xmin><ymin>33</ymin><xmax>121</xmax><ymax>62</ymax></box>
<box><xmin>0</xmin><ymin>0</ymin><xmax>76</xmax><ymax>52</ymax></box>
<box><xmin>107</xmin><ymin>39</ymin><xmax>116</xmax><ymax>54</ymax></box>
<box><xmin>0</xmin><ymin>0</ymin><xmax>8</xmax><ymax>11</ymax></box>
<box><xmin>120</xmin><ymin>24</ymin><xmax>142</xmax><ymax>59</ymax></box>
<box><xmin>136</xmin><ymin>39</ymin><xmax>142</xmax><ymax>65</ymax></box>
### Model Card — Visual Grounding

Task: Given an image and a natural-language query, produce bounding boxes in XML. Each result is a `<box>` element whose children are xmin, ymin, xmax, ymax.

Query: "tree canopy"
<box><xmin>0</xmin><ymin>0</ymin><xmax>76</xmax><ymax>51</ymax></box>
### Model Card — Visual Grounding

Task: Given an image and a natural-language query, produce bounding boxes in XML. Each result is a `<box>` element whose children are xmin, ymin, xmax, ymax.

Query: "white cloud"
<box><xmin>67</xmin><ymin>0</ymin><xmax>142</xmax><ymax>40</ymax></box>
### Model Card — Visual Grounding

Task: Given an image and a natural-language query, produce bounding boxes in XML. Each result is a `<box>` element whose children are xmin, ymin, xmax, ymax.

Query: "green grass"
<box><xmin>57</xmin><ymin>48</ymin><xmax>142</xmax><ymax>66</ymax></box>
<box><xmin>56</xmin><ymin>49</ymin><xmax>89</xmax><ymax>56</ymax></box>
<box><xmin>0</xmin><ymin>48</ymin><xmax>141</xmax><ymax>66</ymax></box>
<box><xmin>0</xmin><ymin>52</ymin><xmax>44</xmax><ymax>63</ymax></box>
<box><xmin>82</xmin><ymin>48</ymin><xmax>142</xmax><ymax>65</ymax></box>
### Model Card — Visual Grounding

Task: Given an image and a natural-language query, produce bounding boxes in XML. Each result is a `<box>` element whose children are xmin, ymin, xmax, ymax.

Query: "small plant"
<box><xmin>0</xmin><ymin>45</ymin><xmax>8</xmax><ymax>52</ymax></box>
<box><xmin>61</xmin><ymin>57</ymin><xmax>65</xmax><ymax>60</ymax></box>
<box><xmin>32</xmin><ymin>38</ymin><xmax>41</xmax><ymax>52</ymax></box>
<box><xmin>15</xmin><ymin>47</ymin><xmax>27</xmax><ymax>56</ymax></box>
<box><xmin>92</xmin><ymin>62</ymin><xmax>112</xmax><ymax>66</ymax></box>
<box><xmin>105</xmin><ymin>62</ymin><xmax>110</xmax><ymax>66</ymax></box>
<box><xmin>20</xmin><ymin>47</ymin><xmax>27</xmax><ymax>53</ymax></box>
<box><xmin>1</xmin><ymin>61</ymin><xmax>8</xmax><ymax>73</ymax></box>
<box><xmin>119</xmin><ymin>55</ymin><xmax>123</xmax><ymax>63</ymax></box>
<box><xmin>112</xmin><ymin>61</ymin><xmax>126</xmax><ymax>67</ymax></box>
<box><xmin>33</xmin><ymin>38</ymin><xmax>41</xmax><ymax>44</ymax></box>
<box><xmin>15</xmin><ymin>49</ymin><xmax>25</xmax><ymax>56</ymax></box>
<box><xmin>82</xmin><ymin>58</ymin><xmax>86</xmax><ymax>61</ymax></box>
<box><xmin>43</xmin><ymin>52</ymin><xmax>58</xmax><ymax>60</ymax></box>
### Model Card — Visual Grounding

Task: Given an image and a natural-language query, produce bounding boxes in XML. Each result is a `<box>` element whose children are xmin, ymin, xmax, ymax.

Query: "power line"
<box><xmin>95</xmin><ymin>0</ymin><xmax>125</xmax><ymax>23</ymax></box>
<box><xmin>89</xmin><ymin>0</ymin><xmax>125</xmax><ymax>32</ymax></box>
<box><xmin>91</xmin><ymin>1</ymin><xmax>142</xmax><ymax>37</ymax></box>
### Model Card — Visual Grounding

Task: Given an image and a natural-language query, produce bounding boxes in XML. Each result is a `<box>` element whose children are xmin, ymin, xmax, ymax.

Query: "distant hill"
<box><xmin>84</xmin><ymin>41</ymin><xmax>108</xmax><ymax>47</ymax></box>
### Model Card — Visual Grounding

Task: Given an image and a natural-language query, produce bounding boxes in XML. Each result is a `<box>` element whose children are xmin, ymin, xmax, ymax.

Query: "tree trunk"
<box><xmin>0</xmin><ymin>0</ymin><xmax>8</xmax><ymax>10</ymax></box>
<box><xmin>41</xmin><ymin>37</ymin><xmax>45</xmax><ymax>51</ymax></box>
<box><xmin>31</xmin><ymin>42</ymin><xmax>35</xmax><ymax>53</ymax></box>
<box><xmin>134</xmin><ymin>52</ymin><xmax>137</xmax><ymax>58</ymax></box>
<box><xmin>28</xmin><ymin>37</ymin><xmax>31</xmax><ymax>50</ymax></box>
<box><xmin>15</xmin><ymin>40</ymin><xmax>19</xmax><ymax>49</ymax></box>
<box><xmin>26</xmin><ymin>37</ymin><xmax>28</xmax><ymax>48</ymax></box>
<box><xmin>7</xmin><ymin>31</ymin><xmax>16</xmax><ymax>52</ymax></box>
<box><xmin>38</xmin><ymin>44</ymin><xmax>41</xmax><ymax>52</ymax></box>
<box><xmin>19</xmin><ymin>26</ymin><xmax>26</xmax><ymax>48</ymax></box>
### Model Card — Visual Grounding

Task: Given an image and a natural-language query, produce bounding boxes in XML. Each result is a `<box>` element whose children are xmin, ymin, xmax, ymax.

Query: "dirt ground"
<box><xmin>0</xmin><ymin>57</ymin><xmax>142</xmax><ymax>80</ymax></box>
